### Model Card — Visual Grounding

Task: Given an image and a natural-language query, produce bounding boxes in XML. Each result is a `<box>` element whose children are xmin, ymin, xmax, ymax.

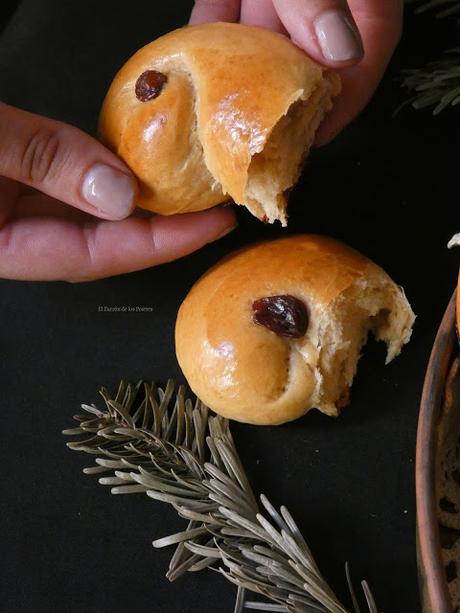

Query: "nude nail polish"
<box><xmin>314</xmin><ymin>11</ymin><xmax>363</xmax><ymax>63</ymax></box>
<box><xmin>82</xmin><ymin>164</ymin><xmax>136</xmax><ymax>219</ymax></box>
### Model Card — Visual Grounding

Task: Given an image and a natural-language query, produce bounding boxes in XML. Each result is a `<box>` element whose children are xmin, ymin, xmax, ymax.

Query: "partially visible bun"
<box><xmin>99</xmin><ymin>23</ymin><xmax>340</xmax><ymax>225</ymax></box>
<box><xmin>175</xmin><ymin>236</ymin><xmax>415</xmax><ymax>425</ymax></box>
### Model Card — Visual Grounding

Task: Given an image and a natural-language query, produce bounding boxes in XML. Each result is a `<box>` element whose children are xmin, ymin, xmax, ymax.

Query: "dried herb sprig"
<box><xmin>400</xmin><ymin>0</ymin><xmax>460</xmax><ymax>113</ymax></box>
<box><xmin>398</xmin><ymin>50</ymin><xmax>460</xmax><ymax>114</ymax></box>
<box><xmin>64</xmin><ymin>380</ymin><xmax>378</xmax><ymax>613</ymax></box>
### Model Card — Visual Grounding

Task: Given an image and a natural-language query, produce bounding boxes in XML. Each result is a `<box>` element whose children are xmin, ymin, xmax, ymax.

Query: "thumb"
<box><xmin>272</xmin><ymin>0</ymin><xmax>363</xmax><ymax>66</ymax></box>
<box><xmin>0</xmin><ymin>102</ymin><xmax>138</xmax><ymax>220</ymax></box>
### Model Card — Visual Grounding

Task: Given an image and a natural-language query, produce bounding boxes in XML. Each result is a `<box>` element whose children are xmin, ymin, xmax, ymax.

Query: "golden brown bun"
<box><xmin>99</xmin><ymin>23</ymin><xmax>340</xmax><ymax>225</ymax></box>
<box><xmin>175</xmin><ymin>236</ymin><xmax>415</xmax><ymax>425</ymax></box>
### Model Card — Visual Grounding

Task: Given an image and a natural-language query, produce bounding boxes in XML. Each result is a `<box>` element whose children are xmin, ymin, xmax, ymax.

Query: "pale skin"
<box><xmin>0</xmin><ymin>0</ymin><xmax>402</xmax><ymax>282</ymax></box>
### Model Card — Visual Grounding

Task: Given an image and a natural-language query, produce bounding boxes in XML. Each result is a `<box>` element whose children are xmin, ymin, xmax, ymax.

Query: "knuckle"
<box><xmin>20</xmin><ymin>128</ymin><xmax>62</xmax><ymax>184</ymax></box>
<box><xmin>81</xmin><ymin>224</ymin><xmax>96</xmax><ymax>266</ymax></box>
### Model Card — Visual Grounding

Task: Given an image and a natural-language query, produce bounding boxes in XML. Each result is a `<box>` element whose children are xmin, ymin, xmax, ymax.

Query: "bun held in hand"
<box><xmin>175</xmin><ymin>236</ymin><xmax>415</xmax><ymax>425</ymax></box>
<box><xmin>99</xmin><ymin>23</ymin><xmax>340</xmax><ymax>225</ymax></box>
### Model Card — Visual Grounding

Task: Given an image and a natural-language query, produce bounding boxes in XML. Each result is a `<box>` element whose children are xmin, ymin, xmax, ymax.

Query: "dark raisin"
<box><xmin>135</xmin><ymin>70</ymin><xmax>167</xmax><ymax>102</ymax></box>
<box><xmin>252</xmin><ymin>295</ymin><xmax>308</xmax><ymax>338</ymax></box>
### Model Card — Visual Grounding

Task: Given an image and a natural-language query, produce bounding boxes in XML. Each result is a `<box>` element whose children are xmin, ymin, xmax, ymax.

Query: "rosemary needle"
<box><xmin>399</xmin><ymin>1</ymin><xmax>460</xmax><ymax>114</ymax></box>
<box><xmin>64</xmin><ymin>379</ymin><xmax>380</xmax><ymax>613</ymax></box>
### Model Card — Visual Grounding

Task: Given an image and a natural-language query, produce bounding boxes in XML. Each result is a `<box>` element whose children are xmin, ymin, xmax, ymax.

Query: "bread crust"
<box><xmin>99</xmin><ymin>23</ymin><xmax>339</xmax><ymax>220</ymax></box>
<box><xmin>175</xmin><ymin>235</ymin><xmax>411</xmax><ymax>425</ymax></box>
<box><xmin>176</xmin><ymin>236</ymin><xmax>374</xmax><ymax>423</ymax></box>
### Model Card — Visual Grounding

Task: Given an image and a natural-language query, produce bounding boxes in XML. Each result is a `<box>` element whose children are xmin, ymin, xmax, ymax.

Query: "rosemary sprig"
<box><xmin>399</xmin><ymin>50</ymin><xmax>460</xmax><ymax>114</ymax></box>
<box><xmin>400</xmin><ymin>0</ymin><xmax>460</xmax><ymax>113</ymax></box>
<box><xmin>63</xmin><ymin>380</ymin><xmax>378</xmax><ymax>613</ymax></box>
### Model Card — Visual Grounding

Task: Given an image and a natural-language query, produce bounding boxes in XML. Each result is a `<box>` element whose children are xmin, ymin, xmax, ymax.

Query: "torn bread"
<box><xmin>175</xmin><ymin>236</ymin><xmax>415</xmax><ymax>425</ymax></box>
<box><xmin>99</xmin><ymin>23</ymin><xmax>340</xmax><ymax>225</ymax></box>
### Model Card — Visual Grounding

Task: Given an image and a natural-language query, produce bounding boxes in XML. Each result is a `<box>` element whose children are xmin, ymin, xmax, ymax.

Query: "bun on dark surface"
<box><xmin>99</xmin><ymin>23</ymin><xmax>340</xmax><ymax>225</ymax></box>
<box><xmin>175</xmin><ymin>236</ymin><xmax>415</xmax><ymax>425</ymax></box>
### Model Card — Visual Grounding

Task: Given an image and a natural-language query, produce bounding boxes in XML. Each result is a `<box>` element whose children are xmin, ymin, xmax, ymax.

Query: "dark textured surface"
<box><xmin>0</xmin><ymin>2</ymin><xmax>458</xmax><ymax>612</ymax></box>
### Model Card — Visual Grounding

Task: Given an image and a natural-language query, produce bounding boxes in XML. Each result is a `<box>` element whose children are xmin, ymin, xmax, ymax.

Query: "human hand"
<box><xmin>0</xmin><ymin>102</ymin><xmax>236</xmax><ymax>282</ymax></box>
<box><xmin>190</xmin><ymin>0</ymin><xmax>403</xmax><ymax>144</ymax></box>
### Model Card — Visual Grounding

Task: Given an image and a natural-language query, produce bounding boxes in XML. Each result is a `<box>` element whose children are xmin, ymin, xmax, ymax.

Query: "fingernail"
<box><xmin>82</xmin><ymin>164</ymin><xmax>137</xmax><ymax>219</ymax></box>
<box><xmin>314</xmin><ymin>11</ymin><xmax>363</xmax><ymax>63</ymax></box>
<box><xmin>210</xmin><ymin>223</ymin><xmax>237</xmax><ymax>243</ymax></box>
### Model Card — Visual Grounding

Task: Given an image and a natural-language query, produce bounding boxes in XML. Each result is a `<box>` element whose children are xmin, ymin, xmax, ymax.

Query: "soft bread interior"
<box><xmin>298</xmin><ymin>276</ymin><xmax>415</xmax><ymax>416</ymax></box>
<box><xmin>243</xmin><ymin>80</ymin><xmax>335</xmax><ymax>226</ymax></box>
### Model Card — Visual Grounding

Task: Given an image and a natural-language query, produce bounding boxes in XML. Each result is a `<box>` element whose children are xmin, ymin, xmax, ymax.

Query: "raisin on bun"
<box><xmin>175</xmin><ymin>236</ymin><xmax>415</xmax><ymax>426</ymax></box>
<box><xmin>99</xmin><ymin>23</ymin><xmax>340</xmax><ymax>225</ymax></box>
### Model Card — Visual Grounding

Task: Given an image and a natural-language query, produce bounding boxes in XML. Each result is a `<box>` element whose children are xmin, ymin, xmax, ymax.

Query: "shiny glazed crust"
<box><xmin>99</xmin><ymin>23</ymin><xmax>340</xmax><ymax>223</ymax></box>
<box><xmin>175</xmin><ymin>236</ymin><xmax>415</xmax><ymax>425</ymax></box>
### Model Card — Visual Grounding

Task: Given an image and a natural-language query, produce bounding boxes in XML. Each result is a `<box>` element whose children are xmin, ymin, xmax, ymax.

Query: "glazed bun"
<box><xmin>175</xmin><ymin>236</ymin><xmax>415</xmax><ymax>425</ymax></box>
<box><xmin>99</xmin><ymin>23</ymin><xmax>340</xmax><ymax>225</ymax></box>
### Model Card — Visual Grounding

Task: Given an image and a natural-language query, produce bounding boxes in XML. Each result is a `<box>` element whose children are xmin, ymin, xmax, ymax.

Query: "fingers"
<box><xmin>240</xmin><ymin>0</ymin><xmax>285</xmax><ymax>33</ymax></box>
<box><xmin>0</xmin><ymin>102</ymin><xmax>138</xmax><ymax>221</ymax></box>
<box><xmin>11</xmin><ymin>189</ymin><xmax>95</xmax><ymax>222</ymax></box>
<box><xmin>189</xmin><ymin>0</ymin><xmax>240</xmax><ymax>24</ymax></box>
<box><xmin>0</xmin><ymin>206</ymin><xmax>237</xmax><ymax>282</ymax></box>
<box><xmin>315</xmin><ymin>0</ymin><xmax>403</xmax><ymax>144</ymax></box>
<box><xmin>190</xmin><ymin>0</ymin><xmax>399</xmax><ymax>144</ymax></box>
<box><xmin>271</xmin><ymin>0</ymin><xmax>363</xmax><ymax>66</ymax></box>
<box><xmin>11</xmin><ymin>190</ymin><xmax>150</xmax><ymax>222</ymax></box>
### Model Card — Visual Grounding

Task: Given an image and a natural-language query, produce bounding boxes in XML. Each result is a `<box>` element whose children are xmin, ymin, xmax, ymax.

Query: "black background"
<box><xmin>0</xmin><ymin>1</ymin><xmax>458</xmax><ymax>612</ymax></box>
